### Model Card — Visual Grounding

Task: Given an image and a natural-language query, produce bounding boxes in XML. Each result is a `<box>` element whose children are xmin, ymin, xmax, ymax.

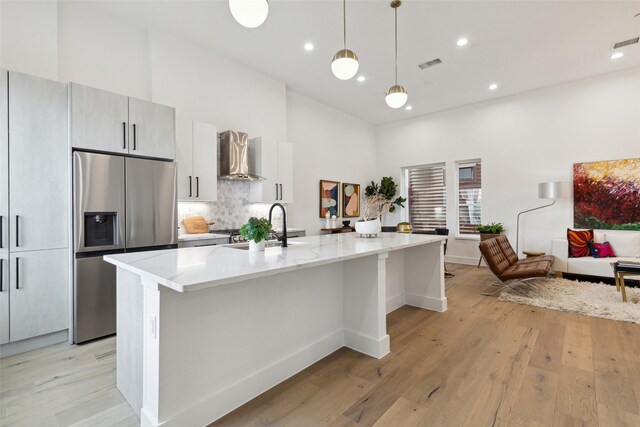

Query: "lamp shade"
<box><xmin>385</xmin><ymin>85</ymin><xmax>408</xmax><ymax>108</ymax></box>
<box><xmin>331</xmin><ymin>49</ymin><xmax>359</xmax><ymax>80</ymax></box>
<box><xmin>538</xmin><ymin>182</ymin><xmax>572</xmax><ymax>199</ymax></box>
<box><xmin>229</xmin><ymin>0</ymin><xmax>269</xmax><ymax>28</ymax></box>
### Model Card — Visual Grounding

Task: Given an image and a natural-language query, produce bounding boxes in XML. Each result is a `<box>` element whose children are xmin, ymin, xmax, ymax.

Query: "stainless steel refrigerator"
<box><xmin>73</xmin><ymin>151</ymin><xmax>177</xmax><ymax>343</ymax></box>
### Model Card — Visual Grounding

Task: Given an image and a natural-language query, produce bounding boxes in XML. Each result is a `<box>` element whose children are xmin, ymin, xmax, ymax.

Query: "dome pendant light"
<box><xmin>385</xmin><ymin>0</ymin><xmax>408</xmax><ymax>109</ymax></box>
<box><xmin>229</xmin><ymin>0</ymin><xmax>269</xmax><ymax>29</ymax></box>
<box><xmin>331</xmin><ymin>0</ymin><xmax>359</xmax><ymax>80</ymax></box>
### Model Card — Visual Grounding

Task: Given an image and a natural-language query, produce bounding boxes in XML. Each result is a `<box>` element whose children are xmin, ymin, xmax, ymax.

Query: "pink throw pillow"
<box><xmin>589</xmin><ymin>242</ymin><xmax>616</xmax><ymax>258</ymax></box>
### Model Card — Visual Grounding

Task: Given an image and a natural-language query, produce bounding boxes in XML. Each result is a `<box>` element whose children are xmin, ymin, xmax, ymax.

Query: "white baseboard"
<box><xmin>149</xmin><ymin>329</ymin><xmax>345</xmax><ymax>427</ymax></box>
<box><xmin>0</xmin><ymin>330</ymin><xmax>68</xmax><ymax>358</ymax></box>
<box><xmin>405</xmin><ymin>293</ymin><xmax>448</xmax><ymax>312</ymax></box>
<box><xmin>344</xmin><ymin>329</ymin><xmax>390</xmax><ymax>359</ymax></box>
<box><xmin>386</xmin><ymin>292</ymin><xmax>405</xmax><ymax>314</ymax></box>
<box><xmin>445</xmin><ymin>255</ymin><xmax>479</xmax><ymax>266</ymax></box>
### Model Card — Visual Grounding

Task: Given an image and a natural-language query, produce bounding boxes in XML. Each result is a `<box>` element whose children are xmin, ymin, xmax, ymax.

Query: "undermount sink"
<box><xmin>227</xmin><ymin>240</ymin><xmax>305</xmax><ymax>251</ymax></box>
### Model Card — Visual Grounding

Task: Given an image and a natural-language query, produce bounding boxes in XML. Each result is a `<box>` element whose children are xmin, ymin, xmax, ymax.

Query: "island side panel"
<box><xmin>385</xmin><ymin>250</ymin><xmax>406</xmax><ymax>313</ymax></box>
<box><xmin>342</xmin><ymin>252</ymin><xmax>390</xmax><ymax>359</ymax></box>
<box><xmin>403</xmin><ymin>241</ymin><xmax>447</xmax><ymax>312</ymax></box>
<box><xmin>152</xmin><ymin>264</ymin><xmax>346</xmax><ymax>426</ymax></box>
<box><xmin>116</xmin><ymin>267</ymin><xmax>144</xmax><ymax>418</ymax></box>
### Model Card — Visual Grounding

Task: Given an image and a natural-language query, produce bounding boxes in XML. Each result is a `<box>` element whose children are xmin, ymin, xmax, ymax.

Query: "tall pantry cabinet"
<box><xmin>0</xmin><ymin>70</ymin><xmax>69</xmax><ymax>348</ymax></box>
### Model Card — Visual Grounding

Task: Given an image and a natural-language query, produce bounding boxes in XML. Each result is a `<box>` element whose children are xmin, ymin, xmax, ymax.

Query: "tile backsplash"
<box><xmin>178</xmin><ymin>180</ymin><xmax>283</xmax><ymax>232</ymax></box>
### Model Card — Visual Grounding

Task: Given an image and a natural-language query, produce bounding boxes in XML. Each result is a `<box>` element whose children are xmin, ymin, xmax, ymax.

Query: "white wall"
<box><xmin>376</xmin><ymin>66</ymin><xmax>640</xmax><ymax>264</ymax></box>
<box><xmin>287</xmin><ymin>90</ymin><xmax>377</xmax><ymax>235</ymax></box>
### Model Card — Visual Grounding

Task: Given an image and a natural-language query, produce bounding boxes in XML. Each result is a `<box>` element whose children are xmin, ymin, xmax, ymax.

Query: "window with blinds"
<box><xmin>407</xmin><ymin>164</ymin><xmax>446</xmax><ymax>231</ymax></box>
<box><xmin>457</xmin><ymin>160</ymin><xmax>482</xmax><ymax>234</ymax></box>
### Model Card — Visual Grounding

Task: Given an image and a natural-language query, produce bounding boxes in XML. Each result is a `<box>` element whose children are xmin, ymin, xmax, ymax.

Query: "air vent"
<box><xmin>613</xmin><ymin>37</ymin><xmax>639</xmax><ymax>49</ymax></box>
<box><xmin>418</xmin><ymin>58</ymin><xmax>443</xmax><ymax>70</ymax></box>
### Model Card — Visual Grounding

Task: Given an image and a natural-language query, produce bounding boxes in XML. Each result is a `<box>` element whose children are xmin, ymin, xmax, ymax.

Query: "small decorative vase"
<box><xmin>249</xmin><ymin>240</ymin><xmax>266</xmax><ymax>252</ymax></box>
<box><xmin>355</xmin><ymin>218</ymin><xmax>382</xmax><ymax>237</ymax></box>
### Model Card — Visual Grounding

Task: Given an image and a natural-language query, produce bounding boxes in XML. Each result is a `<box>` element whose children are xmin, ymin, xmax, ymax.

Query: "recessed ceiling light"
<box><xmin>405</xmin><ymin>105</ymin><xmax>413</xmax><ymax>111</ymax></box>
<box><xmin>610</xmin><ymin>51</ymin><xmax>624</xmax><ymax>60</ymax></box>
<box><xmin>488</xmin><ymin>83</ymin><xmax>498</xmax><ymax>90</ymax></box>
<box><xmin>304</xmin><ymin>42</ymin><xmax>314</xmax><ymax>52</ymax></box>
<box><xmin>357</xmin><ymin>75</ymin><xmax>366</xmax><ymax>82</ymax></box>
<box><xmin>456</xmin><ymin>38</ymin><xmax>469</xmax><ymax>47</ymax></box>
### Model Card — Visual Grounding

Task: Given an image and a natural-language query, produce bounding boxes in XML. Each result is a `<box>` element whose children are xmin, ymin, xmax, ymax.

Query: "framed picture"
<box><xmin>342</xmin><ymin>183</ymin><xmax>360</xmax><ymax>217</ymax></box>
<box><xmin>573</xmin><ymin>158</ymin><xmax>640</xmax><ymax>230</ymax></box>
<box><xmin>319</xmin><ymin>180</ymin><xmax>340</xmax><ymax>217</ymax></box>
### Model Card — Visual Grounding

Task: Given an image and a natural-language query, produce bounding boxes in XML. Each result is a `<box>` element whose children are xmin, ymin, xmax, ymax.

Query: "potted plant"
<box><xmin>357</xmin><ymin>177</ymin><xmax>407</xmax><ymax>236</ymax></box>
<box><xmin>240</xmin><ymin>217</ymin><xmax>272</xmax><ymax>251</ymax></box>
<box><xmin>475</xmin><ymin>222</ymin><xmax>505</xmax><ymax>242</ymax></box>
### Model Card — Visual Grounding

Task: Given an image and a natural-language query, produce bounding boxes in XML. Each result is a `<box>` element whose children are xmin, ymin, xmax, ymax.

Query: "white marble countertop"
<box><xmin>105</xmin><ymin>233</ymin><xmax>445</xmax><ymax>293</ymax></box>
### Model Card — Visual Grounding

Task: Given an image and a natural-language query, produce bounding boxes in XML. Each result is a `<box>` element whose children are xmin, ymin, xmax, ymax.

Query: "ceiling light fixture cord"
<box><xmin>343</xmin><ymin>0</ymin><xmax>347</xmax><ymax>49</ymax></box>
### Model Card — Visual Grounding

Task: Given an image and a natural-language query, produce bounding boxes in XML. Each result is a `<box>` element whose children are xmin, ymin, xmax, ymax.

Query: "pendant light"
<box><xmin>331</xmin><ymin>0</ymin><xmax>359</xmax><ymax>80</ymax></box>
<box><xmin>385</xmin><ymin>0</ymin><xmax>408</xmax><ymax>109</ymax></box>
<box><xmin>229</xmin><ymin>0</ymin><xmax>269</xmax><ymax>29</ymax></box>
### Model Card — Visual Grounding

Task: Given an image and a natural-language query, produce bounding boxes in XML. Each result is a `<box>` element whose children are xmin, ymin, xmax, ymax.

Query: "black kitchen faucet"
<box><xmin>268</xmin><ymin>203</ymin><xmax>287</xmax><ymax>248</ymax></box>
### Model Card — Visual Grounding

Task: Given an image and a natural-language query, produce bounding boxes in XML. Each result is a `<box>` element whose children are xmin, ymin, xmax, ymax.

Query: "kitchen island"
<box><xmin>104</xmin><ymin>232</ymin><xmax>447</xmax><ymax>427</ymax></box>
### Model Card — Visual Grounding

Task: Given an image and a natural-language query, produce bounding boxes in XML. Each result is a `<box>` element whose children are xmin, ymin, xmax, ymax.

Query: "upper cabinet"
<box><xmin>176</xmin><ymin>121</ymin><xmax>217</xmax><ymax>201</ymax></box>
<box><xmin>70</xmin><ymin>83</ymin><xmax>175</xmax><ymax>160</ymax></box>
<box><xmin>128</xmin><ymin>97</ymin><xmax>175</xmax><ymax>160</ymax></box>
<box><xmin>250</xmin><ymin>139</ymin><xmax>293</xmax><ymax>204</ymax></box>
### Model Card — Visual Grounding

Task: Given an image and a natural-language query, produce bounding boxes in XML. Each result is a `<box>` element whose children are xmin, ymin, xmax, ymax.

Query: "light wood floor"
<box><xmin>2</xmin><ymin>264</ymin><xmax>640</xmax><ymax>426</ymax></box>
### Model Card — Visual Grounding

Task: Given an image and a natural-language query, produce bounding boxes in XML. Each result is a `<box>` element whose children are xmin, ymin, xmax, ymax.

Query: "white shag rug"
<box><xmin>498</xmin><ymin>277</ymin><xmax>640</xmax><ymax>324</ymax></box>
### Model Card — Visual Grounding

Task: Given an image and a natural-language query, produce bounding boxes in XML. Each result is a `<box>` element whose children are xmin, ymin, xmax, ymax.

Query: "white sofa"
<box><xmin>552</xmin><ymin>230</ymin><xmax>640</xmax><ymax>278</ymax></box>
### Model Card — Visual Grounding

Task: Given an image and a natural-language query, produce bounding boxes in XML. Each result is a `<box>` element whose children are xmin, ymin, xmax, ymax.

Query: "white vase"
<box><xmin>355</xmin><ymin>218</ymin><xmax>382</xmax><ymax>236</ymax></box>
<box><xmin>249</xmin><ymin>240</ymin><xmax>266</xmax><ymax>252</ymax></box>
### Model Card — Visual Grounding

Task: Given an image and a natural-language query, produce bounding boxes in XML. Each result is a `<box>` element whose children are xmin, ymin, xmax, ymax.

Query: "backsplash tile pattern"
<box><xmin>178</xmin><ymin>180</ymin><xmax>283</xmax><ymax>232</ymax></box>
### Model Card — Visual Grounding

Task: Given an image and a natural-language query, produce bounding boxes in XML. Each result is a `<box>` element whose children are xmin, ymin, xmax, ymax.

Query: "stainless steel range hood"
<box><xmin>218</xmin><ymin>130</ymin><xmax>264</xmax><ymax>181</ymax></box>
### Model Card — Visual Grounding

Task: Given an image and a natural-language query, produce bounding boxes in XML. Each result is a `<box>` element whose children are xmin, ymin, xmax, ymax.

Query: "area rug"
<box><xmin>497</xmin><ymin>277</ymin><xmax>640</xmax><ymax>324</ymax></box>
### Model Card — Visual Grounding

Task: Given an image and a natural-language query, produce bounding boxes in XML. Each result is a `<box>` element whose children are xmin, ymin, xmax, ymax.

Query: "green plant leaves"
<box><xmin>239</xmin><ymin>217</ymin><xmax>273</xmax><ymax>243</ymax></box>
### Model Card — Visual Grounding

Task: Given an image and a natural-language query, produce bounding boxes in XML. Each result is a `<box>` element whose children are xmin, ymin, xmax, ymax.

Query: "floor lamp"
<box><xmin>516</xmin><ymin>182</ymin><xmax>572</xmax><ymax>255</ymax></box>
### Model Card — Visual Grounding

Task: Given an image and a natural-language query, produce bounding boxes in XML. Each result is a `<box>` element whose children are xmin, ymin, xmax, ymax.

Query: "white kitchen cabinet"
<box><xmin>70</xmin><ymin>84</ymin><xmax>175</xmax><ymax>160</ymax></box>
<box><xmin>9</xmin><ymin>249</ymin><xmax>69</xmax><ymax>342</ymax></box>
<box><xmin>129</xmin><ymin>97</ymin><xmax>175</xmax><ymax>160</ymax></box>
<box><xmin>70</xmin><ymin>83</ymin><xmax>129</xmax><ymax>154</ymax></box>
<box><xmin>0</xmin><ymin>70</ymin><xmax>7</xmax><ymax>345</ymax></box>
<box><xmin>0</xmin><ymin>71</ymin><xmax>69</xmax><ymax>347</ymax></box>
<box><xmin>0</xmin><ymin>252</ymin><xmax>8</xmax><ymax>345</ymax></box>
<box><xmin>249</xmin><ymin>139</ymin><xmax>294</xmax><ymax>203</ymax></box>
<box><xmin>177</xmin><ymin>121</ymin><xmax>217</xmax><ymax>201</ymax></box>
<box><xmin>9</xmin><ymin>71</ymin><xmax>68</xmax><ymax>252</ymax></box>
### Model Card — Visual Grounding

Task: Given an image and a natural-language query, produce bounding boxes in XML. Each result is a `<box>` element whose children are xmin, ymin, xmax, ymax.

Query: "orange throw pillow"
<box><xmin>567</xmin><ymin>229</ymin><xmax>593</xmax><ymax>258</ymax></box>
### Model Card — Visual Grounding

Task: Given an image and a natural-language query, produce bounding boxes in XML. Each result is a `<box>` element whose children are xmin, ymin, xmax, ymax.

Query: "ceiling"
<box><xmin>91</xmin><ymin>0</ymin><xmax>640</xmax><ymax>125</ymax></box>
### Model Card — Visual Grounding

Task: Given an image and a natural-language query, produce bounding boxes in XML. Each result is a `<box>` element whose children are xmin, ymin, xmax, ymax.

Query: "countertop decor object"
<box><xmin>396</xmin><ymin>222</ymin><xmax>412</xmax><ymax>233</ymax></box>
<box><xmin>183</xmin><ymin>215</ymin><xmax>215</xmax><ymax>234</ymax></box>
<box><xmin>240</xmin><ymin>217</ymin><xmax>272</xmax><ymax>251</ymax></box>
<box><xmin>342</xmin><ymin>220</ymin><xmax>351</xmax><ymax>227</ymax></box>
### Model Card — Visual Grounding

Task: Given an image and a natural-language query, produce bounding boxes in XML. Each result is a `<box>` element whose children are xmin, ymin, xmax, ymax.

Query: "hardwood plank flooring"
<box><xmin>2</xmin><ymin>264</ymin><xmax>640</xmax><ymax>426</ymax></box>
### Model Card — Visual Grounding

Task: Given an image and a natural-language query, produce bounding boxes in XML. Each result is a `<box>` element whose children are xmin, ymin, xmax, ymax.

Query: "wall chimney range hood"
<box><xmin>218</xmin><ymin>130</ymin><xmax>264</xmax><ymax>181</ymax></box>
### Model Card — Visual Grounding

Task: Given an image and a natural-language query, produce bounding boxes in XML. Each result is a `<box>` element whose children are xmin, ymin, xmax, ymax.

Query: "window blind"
<box><xmin>408</xmin><ymin>165</ymin><xmax>446</xmax><ymax>231</ymax></box>
<box><xmin>458</xmin><ymin>161</ymin><xmax>482</xmax><ymax>234</ymax></box>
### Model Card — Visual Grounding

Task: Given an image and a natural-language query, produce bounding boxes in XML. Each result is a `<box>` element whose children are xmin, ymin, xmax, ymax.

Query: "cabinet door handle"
<box><xmin>196</xmin><ymin>177</ymin><xmax>200</xmax><ymax>198</ymax></box>
<box><xmin>188</xmin><ymin>176</ymin><xmax>192</xmax><ymax>197</ymax></box>
<box><xmin>15</xmin><ymin>257</ymin><xmax>19</xmax><ymax>290</ymax></box>
<box><xmin>0</xmin><ymin>259</ymin><xmax>4</xmax><ymax>292</ymax></box>
<box><xmin>280</xmin><ymin>184</ymin><xmax>283</xmax><ymax>200</ymax></box>
<box><xmin>122</xmin><ymin>122</ymin><xmax>127</xmax><ymax>149</ymax></box>
<box><xmin>132</xmin><ymin>124</ymin><xmax>137</xmax><ymax>151</ymax></box>
<box><xmin>275</xmin><ymin>183</ymin><xmax>279</xmax><ymax>200</ymax></box>
<box><xmin>15</xmin><ymin>215</ymin><xmax>19</xmax><ymax>247</ymax></box>
<box><xmin>0</xmin><ymin>216</ymin><xmax>3</xmax><ymax>249</ymax></box>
